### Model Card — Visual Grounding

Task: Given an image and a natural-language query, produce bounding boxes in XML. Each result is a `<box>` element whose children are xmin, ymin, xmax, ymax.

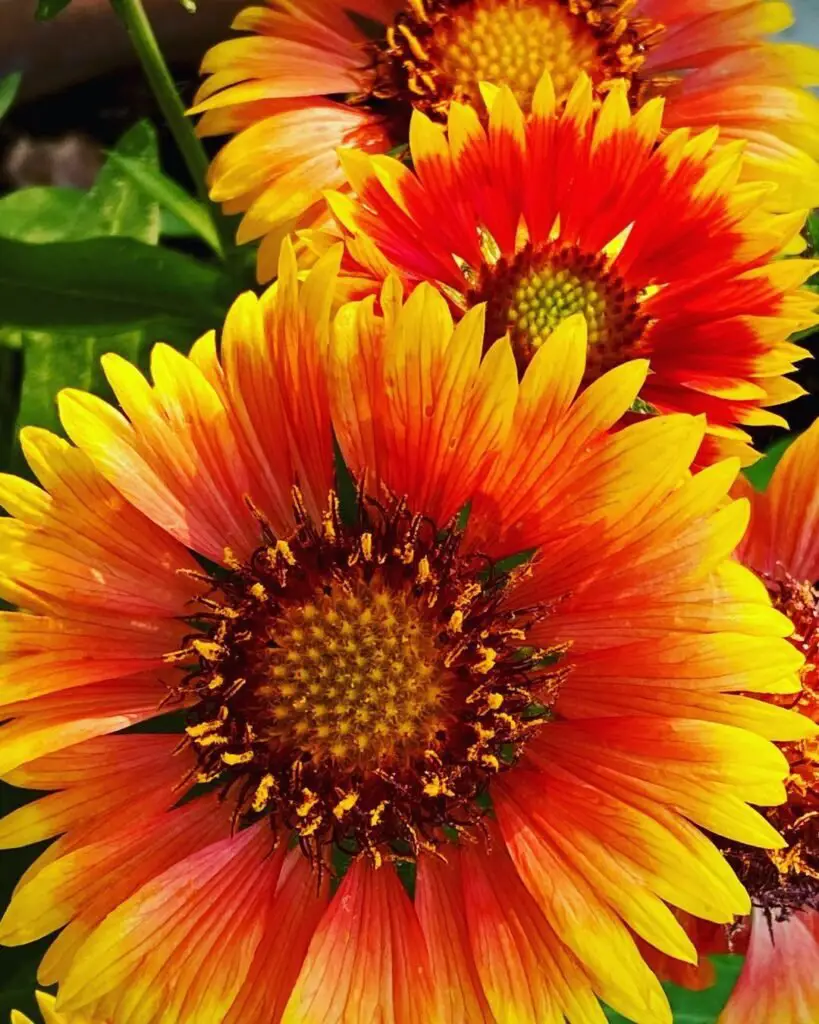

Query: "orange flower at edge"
<box><xmin>647</xmin><ymin>420</ymin><xmax>819</xmax><ymax>1024</ymax></box>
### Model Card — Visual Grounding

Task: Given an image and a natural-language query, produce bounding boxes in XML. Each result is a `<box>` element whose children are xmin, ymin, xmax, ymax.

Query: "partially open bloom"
<box><xmin>645</xmin><ymin>420</ymin><xmax>819</xmax><ymax>1022</ymax></box>
<box><xmin>192</xmin><ymin>0</ymin><xmax>819</xmax><ymax>279</ymax></box>
<box><xmin>323</xmin><ymin>74</ymin><xmax>817</xmax><ymax>464</ymax></box>
<box><xmin>0</xmin><ymin>247</ymin><xmax>811</xmax><ymax>1023</ymax></box>
<box><xmin>722</xmin><ymin>422</ymin><xmax>819</xmax><ymax>1024</ymax></box>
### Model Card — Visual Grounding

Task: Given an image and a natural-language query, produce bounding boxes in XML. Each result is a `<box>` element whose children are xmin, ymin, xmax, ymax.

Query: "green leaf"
<box><xmin>105</xmin><ymin>150</ymin><xmax>223</xmax><ymax>255</ymax></box>
<box><xmin>743</xmin><ymin>435</ymin><xmax>795</xmax><ymax>492</ymax></box>
<box><xmin>8</xmin><ymin>122</ymin><xmax>171</xmax><ymax>459</ymax></box>
<box><xmin>807</xmin><ymin>211</ymin><xmax>819</xmax><ymax>256</ymax></box>
<box><xmin>13</xmin><ymin>330</ymin><xmax>146</xmax><ymax>438</ymax></box>
<box><xmin>68</xmin><ymin>121</ymin><xmax>161</xmax><ymax>244</ymax></box>
<box><xmin>4</xmin><ymin>122</ymin><xmax>238</xmax><ymax>473</ymax></box>
<box><xmin>161</xmin><ymin>208</ymin><xmax>200</xmax><ymax>239</ymax></box>
<box><xmin>0</xmin><ymin>71</ymin><xmax>22</xmax><ymax>122</ymax></box>
<box><xmin>35</xmin><ymin>0</ymin><xmax>73</xmax><ymax>19</ymax></box>
<box><xmin>0</xmin><ymin>187</ymin><xmax>85</xmax><ymax>243</ymax></box>
<box><xmin>0</xmin><ymin>236</ymin><xmax>233</xmax><ymax>333</ymax></box>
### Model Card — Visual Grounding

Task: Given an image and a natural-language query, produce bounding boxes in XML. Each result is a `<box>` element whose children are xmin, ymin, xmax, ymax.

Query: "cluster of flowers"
<box><xmin>4</xmin><ymin>1</ymin><xmax>819</xmax><ymax>1021</ymax></box>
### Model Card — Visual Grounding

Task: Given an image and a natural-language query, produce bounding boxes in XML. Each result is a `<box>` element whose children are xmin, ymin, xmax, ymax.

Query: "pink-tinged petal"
<box><xmin>738</xmin><ymin>419</ymin><xmax>819</xmax><ymax>581</ymax></box>
<box><xmin>720</xmin><ymin>908</ymin><xmax>819</xmax><ymax>1024</ymax></box>
<box><xmin>35</xmin><ymin>798</ymin><xmax>230</xmax><ymax>987</ymax></box>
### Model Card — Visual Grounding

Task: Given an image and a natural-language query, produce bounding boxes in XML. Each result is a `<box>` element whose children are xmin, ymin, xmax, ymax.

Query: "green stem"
<box><xmin>111</xmin><ymin>0</ymin><xmax>232</xmax><ymax>258</ymax></box>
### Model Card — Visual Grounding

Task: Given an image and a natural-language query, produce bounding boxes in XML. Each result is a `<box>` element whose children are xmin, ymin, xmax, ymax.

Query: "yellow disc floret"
<box><xmin>373</xmin><ymin>0</ymin><xmax>660</xmax><ymax>119</ymax></box>
<box><xmin>431</xmin><ymin>0</ymin><xmax>597</xmax><ymax>111</ymax></box>
<box><xmin>260</xmin><ymin>583</ymin><xmax>446</xmax><ymax>763</ymax></box>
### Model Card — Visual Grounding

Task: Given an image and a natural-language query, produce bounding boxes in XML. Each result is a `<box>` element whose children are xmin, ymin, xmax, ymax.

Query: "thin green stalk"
<box><xmin>111</xmin><ymin>0</ymin><xmax>233</xmax><ymax>258</ymax></box>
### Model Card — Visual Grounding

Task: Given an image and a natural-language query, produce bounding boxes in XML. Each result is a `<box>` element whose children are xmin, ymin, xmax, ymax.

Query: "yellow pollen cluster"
<box><xmin>509</xmin><ymin>263</ymin><xmax>609</xmax><ymax>351</ymax></box>
<box><xmin>258</xmin><ymin>584</ymin><xmax>447</xmax><ymax>764</ymax></box>
<box><xmin>432</xmin><ymin>0</ymin><xmax>598</xmax><ymax>108</ymax></box>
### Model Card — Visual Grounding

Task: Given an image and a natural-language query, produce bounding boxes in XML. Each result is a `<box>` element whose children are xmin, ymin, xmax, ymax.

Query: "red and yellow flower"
<box><xmin>191</xmin><ymin>0</ymin><xmax>819</xmax><ymax>280</ymax></box>
<box><xmin>0</xmin><ymin>248</ymin><xmax>812</xmax><ymax>1022</ymax></box>
<box><xmin>321</xmin><ymin>73</ymin><xmax>817</xmax><ymax>465</ymax></box>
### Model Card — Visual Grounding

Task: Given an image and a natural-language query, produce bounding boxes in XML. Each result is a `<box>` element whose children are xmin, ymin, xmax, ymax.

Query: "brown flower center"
<box><xmin>470</xmin><ymin>241</ymin><xmax>649</xmax><ymax>378</ymax></box>
<box><xmin>166</xmin><ymin>490</ymin><xmax>565</xmax><ymax>867</ymax></box>
<box><xmin>367</xmin><ymin>0</ymin><xmax>662</xmax><ymax>120</ymax></box>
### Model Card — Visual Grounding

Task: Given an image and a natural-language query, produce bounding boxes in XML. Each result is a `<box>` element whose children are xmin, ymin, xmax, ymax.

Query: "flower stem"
<box><xmin>111</xmin><ymin>0</ymin><xmax>232</xmax><ymax>258</ymax></box>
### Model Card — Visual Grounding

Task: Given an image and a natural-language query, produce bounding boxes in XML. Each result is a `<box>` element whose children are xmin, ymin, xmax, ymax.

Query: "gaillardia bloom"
<box><xmin>323</xmin><ymin>73</ymin><xmax>818</xmax><ymax>464</ymax></box>
<box><xmin>642</xmin><ymin>421</ymin><xmax>819</xmax><ymax>1022</ymax></box>
<box><xmin>0</xmin><ymin>248</ymin><xmax>812</xmax><ymax>1023</ymax></box>
<box><xmin>191</xmin><ymin>0</ymin><xmax>819</xmax><ymax>279</ymax></box>
<box><xmin>674</xmin><ymin>422</ymin><xmax>819</xmax><ymax>1024</ymax></box>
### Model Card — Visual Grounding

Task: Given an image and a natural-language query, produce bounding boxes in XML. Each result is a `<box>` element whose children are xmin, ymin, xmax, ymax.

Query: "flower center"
<box><xmin>259</xmin><ymin>582</ymin><xmax>446</xmax><ymax>764</ymax></box>
<box><xmin>167</xmin><ymin>490</ymin><xmax>564</xmax><ymax>866</ymax></box>
<box><xmin>471</xmin><ymin>241</ymin><xmax>648</xmax><ymax>377</ymax></box>
<box><xmin>722</xmin><ymin>574</ymin><xmax>819</xmax><ymax>918</ymax></box>
<box><xmin>369</xmin><ymin>0</ymin><xmax>661</xmax><ymax>119</ymax></box>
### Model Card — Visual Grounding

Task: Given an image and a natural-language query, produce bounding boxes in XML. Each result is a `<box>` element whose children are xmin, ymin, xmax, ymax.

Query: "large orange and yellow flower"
<box><xmin>191</xmin><ymin>0</ymin><xmax>819</xmax><ymax>280</ymax></box>
<box><xmin>321</xmin><ymin>73</ymin><xmax>817</xmax><ymax>464</ymax></box>
<box><xmin>0</xmin><ymin>248</ymin><xmax>812</xmax><ymax>1023</ymax></box>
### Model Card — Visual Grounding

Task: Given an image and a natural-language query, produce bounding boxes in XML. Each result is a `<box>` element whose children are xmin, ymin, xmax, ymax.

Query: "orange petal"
<box><xmin>224</xmin><ymin>850</ymin><xmax>329</xmax><ymax>1024</ymax></box>
<box><xmin>280</xmin><ymin>859</ymin><xmax>436</xmax><ymax>1024</ymax></box>
<box><xmin>460</xmin><ymin>820</ymin><xmax>634</xmax><ymax>1023</ymax></box>
<box><xmin>57</xmin><ymin>823</ymin><xmax>278</xmax><ymax>1021</ymax></box>
<box><xmin>415</xmin><ymin>850</ymin><xmax>494</xmax><ymax>1023</ymax></box>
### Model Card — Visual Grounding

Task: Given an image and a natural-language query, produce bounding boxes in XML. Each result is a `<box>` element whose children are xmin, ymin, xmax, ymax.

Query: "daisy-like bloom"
<box><xmin>191</xmin><ymin>0</ymin><xmax>819</xmax><ymax>280</ymax></box>
<box><xmin>0</xmin><ymin>247</ymin><xmax>813</xmax><ymax>1023</ymax></box>
<box><xmin>322</xmin><ymin>73</ymin><xmax>818</xmax><ymax>464</ymax></box>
